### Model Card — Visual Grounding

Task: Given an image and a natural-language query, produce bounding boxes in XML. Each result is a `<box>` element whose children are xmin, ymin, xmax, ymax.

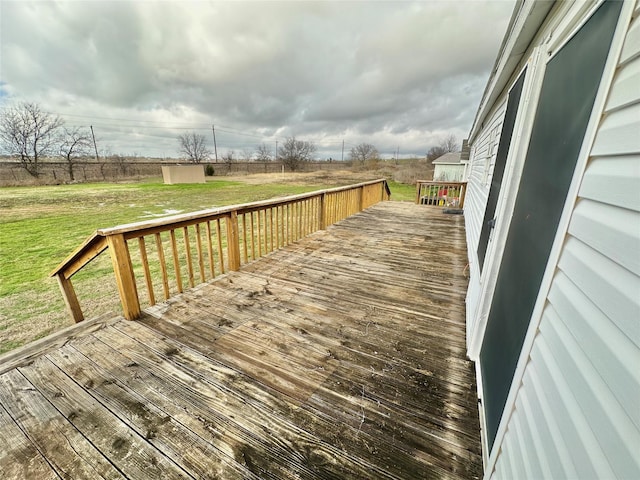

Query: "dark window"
<box><xmin>480</xmin><ymin>0</ymin><xmax>622</xmax><ymax>451</ymax></box>
<box><xmin>478</xmin><ymin>69</ymin><xmax>527</xmax><ymax>271</ymax></box>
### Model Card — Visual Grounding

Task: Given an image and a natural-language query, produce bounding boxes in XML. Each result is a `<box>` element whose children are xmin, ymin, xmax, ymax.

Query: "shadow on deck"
<box><xmin>0</xmin><ymin>202</ymin><xmax>481</xmax><ymax>479</ymax></box>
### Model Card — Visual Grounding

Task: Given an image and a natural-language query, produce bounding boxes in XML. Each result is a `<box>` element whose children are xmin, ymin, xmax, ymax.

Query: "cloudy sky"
<box><xmin>0</xmin><ymin>0</ymin><xmax>515</xmax><ymax>160</ymax></box>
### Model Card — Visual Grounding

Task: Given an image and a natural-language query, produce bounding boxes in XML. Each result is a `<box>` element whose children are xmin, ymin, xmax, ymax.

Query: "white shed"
<box><xmin>463</xmin><ymin>0</ymin><xmax>640</xmax><ymax>477</ymax></box>
<box><xmin>432</xmin><ymin>151</ymin><xmax>466</xmax><ymax>182</ymax></box>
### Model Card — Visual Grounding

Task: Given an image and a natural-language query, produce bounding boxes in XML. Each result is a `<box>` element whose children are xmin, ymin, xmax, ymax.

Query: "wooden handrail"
<box><xmin>415</xmin><ymin>180</ymin><xmax>467</xmax><ymax>208</ymax></box>
<box><xmin>51</xmin><ymin>179</ymin><xmax>391</xmax><ymax>323</ymax></box>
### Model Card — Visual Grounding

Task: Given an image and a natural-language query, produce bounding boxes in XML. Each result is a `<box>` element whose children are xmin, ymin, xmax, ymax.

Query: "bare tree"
<box><xmin>441</xmin><ymin>134</ymin><xmax>459</xmax><ymax>153</ymax></box>
<box><xmin>241</xmin><ymin>148</ymin><xmax>254</xmax><ymax>162</ymax></box>
<box><xmin>427</xmin><ymin>134</ymin><xmax>459</xmax><ymax>163</ymax></box>
<box><xmin>255</xmin><ymin>143</ymin><xmax>272</xmax><ymax>162</ymax></box>
<box><xmin>221</xmin><ymin>149</ymin><xmax>235</xmax><ymax>166</ymax></box>
<box><xmin>59</xmin><ymin>126</ymin><xmax>92</xmax><ymax>181</ymax></box>
<box><xmin>0</xmin><ymin>102</ymin><xmax>64</xmax><ymax>177</ymax></box>
<box><xmin>110</xmin><ymin>153</ymin><xmax>128</xmax><ymax>176</ymax></box>
<box><xmin>426</xmin><ymin>145</ymin><xmax>447</xmax><ymax>162</ymax></box>
<box><xmin>279</xmin><ymin>137</ymin><xmax>316</xmax><ymax>171</ymax></box>
<box><xmin>349</xmin><ymin>143</ymin><xmax>379</xmax><ymax>165</ymax></box>
<box><xmin>178</xmin><ymin>131</ymin><xmax>211</xmax><ymax>163</ymax></box>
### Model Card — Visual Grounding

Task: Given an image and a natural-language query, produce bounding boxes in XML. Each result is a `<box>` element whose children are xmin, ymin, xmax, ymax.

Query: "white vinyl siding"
<box><xmin>465</xmin><ymin>99</ymin><xmax>507</xmax><ymax>256</ymax></box>
<box><xmin>487</xmin><ymin>5</ymin><xmax>640</xmax><ymax>478</ymax></box>
<box><xmin>464</xmin><ymin>99</ymin><xmax>507</xmax><ymax>342</ymax></box>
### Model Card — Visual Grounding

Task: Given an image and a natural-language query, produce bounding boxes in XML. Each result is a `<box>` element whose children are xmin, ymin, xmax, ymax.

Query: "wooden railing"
<box><xmin>51</xmin><ymin>180</ymin><xmax>391</xmax><ymax>323</ymax></box>
<box><xmin>415</xmin><ymin>181</ymin><xmax>467</xmax><ymax>208</ymax></box>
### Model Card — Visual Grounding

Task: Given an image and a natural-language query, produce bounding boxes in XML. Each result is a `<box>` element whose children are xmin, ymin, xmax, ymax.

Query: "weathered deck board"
<box><xmin>0</xmin><ymin>202</ymin><xmax>482</xmax><ymax>479</ymax></box>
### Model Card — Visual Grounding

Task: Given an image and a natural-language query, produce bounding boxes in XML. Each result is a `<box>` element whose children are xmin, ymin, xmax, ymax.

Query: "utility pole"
<box><xmin>212</xmin><ymin>125</ymin><xmax>218</xmax><ymax>163</ymax></box>
<box><xmin>90</xmin><ymin>125</ymin><xmax>99</xmax><ymax>160</ymax></box>
<box><xmin>275</xmin><ymin>140</ymin><xmax>278</xmax><ymax>161</ymax></box>
<box><xmin>341</xmin><ymin>140</ymin><xmax>344</xmax><ymax>161</ymax></box>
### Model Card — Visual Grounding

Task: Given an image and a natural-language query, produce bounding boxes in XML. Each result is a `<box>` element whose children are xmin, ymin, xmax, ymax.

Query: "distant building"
<box><xmin>464</xmin><ymin>0</ymin><xmax>640</xmax><ymax>478</ymax></box>
<box><xmin>432</xmin><ymin>151</ymin><xmax>466</xmax><ymax>182</ymax></box>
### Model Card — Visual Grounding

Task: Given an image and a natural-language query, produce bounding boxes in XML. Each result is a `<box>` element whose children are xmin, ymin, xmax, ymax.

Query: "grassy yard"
<box><xmin>0</xmin><ymin>173</ymin><xmax>416</xmax><ymax>353</ymax></box>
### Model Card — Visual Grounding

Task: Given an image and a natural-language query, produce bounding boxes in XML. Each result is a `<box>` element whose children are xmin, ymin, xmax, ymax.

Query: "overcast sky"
<box><xmin>0</xmin><ymin>0</ymin><xmax>515</xmax><ymax>160</ymax></box>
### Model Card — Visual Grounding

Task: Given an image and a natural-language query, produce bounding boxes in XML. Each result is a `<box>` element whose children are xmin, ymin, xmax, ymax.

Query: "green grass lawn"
<box><xmin>386</xmin><ymin>180</ymin><xmax>415</xmax><ymax>202</ymax></box>
<box><xmin>0</xmin><ymin>175</ymin><xmax>415</xmax><ymax>353</ymax></box>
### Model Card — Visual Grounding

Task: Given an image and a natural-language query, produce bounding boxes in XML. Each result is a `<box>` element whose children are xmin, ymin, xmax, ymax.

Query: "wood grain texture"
<box><xmin>56</xmin><ymin>273</ymin><xmax>84</xmax><ymax>323</ymax></box>
<box><xmin>0</xmin><ymin>202</ymin><xmax>482</xmax><ymax>479</ymax></box>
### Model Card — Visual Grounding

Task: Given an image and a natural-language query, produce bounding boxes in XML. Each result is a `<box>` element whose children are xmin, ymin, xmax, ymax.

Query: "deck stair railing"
<box><xmin>51</xmin><ymin>179</ymin><xmax>391</xmax><ymax>323</ymax></box>
<box><xmin>415</xmin><ymin>180</ymin><xmax>467</xmax><ymax>208</ymax></box>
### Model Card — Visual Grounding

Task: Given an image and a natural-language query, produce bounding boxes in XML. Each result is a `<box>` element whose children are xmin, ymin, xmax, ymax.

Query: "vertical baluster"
<box><xmin>270</xmin><ymin>207</ymin><xmax>274</xmax><ymax>252</ymax></box>
<box><xmin>288</xmin><ymin>203</ymin><xmax>292</xmax><ymax>244</ymax></box>
<box><xmin>294</xmin><ymin>202</ymin><xmax>297</xmax><ymax>241</ymax></box>
<box><xmin>325</xmin><ymin>194</ymin><xmax>330</xmax><ymax>227</ymax></box>
<box><xmin>283</xmin><ymin>204</ymin><xmax>288</xmax><ymax>246</ymax></box>
<box><xmin>138</xmin><ymin>237</ymin><xmax>155</xmax><ymax>306</ymax></box>
<box><xmin>342</xmin><ymin>191</ymin><xmax>346</xmax><ymax>219</ymax></box>
<box><xmin>205</xmin><ymin>221</ymin><xmax>215</xmax><ymax>278</ymax></box>
<box><xmin>250</xmin><ymin>211</ymin><xmax>256</xmax><ymax>261</ymax></box>
<box><xmin>346</xmin><ymin>191</ymin><xmax>350</xmax><ymax>217</ymax></box>
<box><xmin>169</xmin><ymin>230</ymin><xmax>183</xmax><ymax>294</ymax></box>
<box><xmin>256</xmin><ymin>209</ymin><xmax>262</xmax><ymax>258</ymax></box>
<box><xmin>182</xmin><ymin>227</ymin><xmax>195</xmax><ymax>288</ymax></box>
<box><xmin>195</xmin><ymin>223</ymin><xmax>206</xmax><ymax>283</ymax></box>
<box><xmin>216</xmin><ymin>218</ymin><xmax>225</xmax><ymax>274</ymax></box>
<box><xmin>264</xmin><ymin>209</ymin><xmax>269</xmax><ymax>253</ymax></box>
<box><xmin>298</xmin><ymin>201</ymin><xmax>303</xmax><ymax>239</ymax></box>
<box><xmin>331</xmin><ymin>193</ymin><xmax>335</xmax><ymax>223</ymax></box>
<box><xmin>241</xmin><ymin>213</ymin><xmax>248</xmax><ymax>264</ymax></box>
<box><xmin>300</xmin><ymin>200</ymin><xmax>305</xmax><ymax>237</ymax></box>
<box><xmin>280</xmin><ymin>205</ymin><xmax>285</xmax><ymax>247</ymax></box>
<box><xmin>155</xmin><ymin>232</ymin><xmax>170</xmax><ymax>300</ymax></box>
<box><xmin>274</xmin><ymin>206</ymin><xmax>279</xmax><ymax>248</ymax></box>
<box><xmin>302</xmin><ymin>200</ymin><xmax>307</xmax><ymax>237</ymax></box>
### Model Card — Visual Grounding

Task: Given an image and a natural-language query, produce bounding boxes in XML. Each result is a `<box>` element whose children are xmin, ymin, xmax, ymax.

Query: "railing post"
<box><xmin>56</xmin><ymin>274</ymin><xmax>84</xmax><ymax>323</ymax></box>
<box><xmin>226</xmin><ymin>211</ymin><xmax>241</xmax><ymax>271</ymax></box>
<box><xmin>106</xmin><ymin>234</ymin><xmax>141</xmax><ymax>320</ymax></box>
<box><xmin>459</xmin><ymin>183</ymin><xmax>467</xmax><ymax>208</ymax></box>
<box><xmin>415</xmin><ymin>181</ymin><xmax>421</xmax><ymax>204</ymax></box>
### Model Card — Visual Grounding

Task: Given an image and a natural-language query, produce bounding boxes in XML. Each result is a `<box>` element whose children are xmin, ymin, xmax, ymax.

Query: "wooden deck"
<box><xmin>0</xmin><ymin>202</ymin><xmax>482</xmax><ymax>479</ymax></box>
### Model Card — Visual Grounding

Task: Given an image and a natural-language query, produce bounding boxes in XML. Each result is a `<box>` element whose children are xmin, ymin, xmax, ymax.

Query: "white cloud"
<box><xmin>0</xmin><ymin>0</ymin><xmax>515</xmax><ymax>159</ymax></box>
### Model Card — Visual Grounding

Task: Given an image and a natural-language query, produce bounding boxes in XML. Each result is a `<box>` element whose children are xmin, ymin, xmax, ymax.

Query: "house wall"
<box><xmin>488</xmin><ymin>5</ymin><xmax>640</xmax><ymax>476</ymax></box>
<box><xmin>464</xmin><ymin>0</ymin><xmax>640</xmax><ymax>477</ymax></box>
<box><xmin>463</xmin><ymin>99</ymin><xmax>506</xmax><ymax>345</ymax></box>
